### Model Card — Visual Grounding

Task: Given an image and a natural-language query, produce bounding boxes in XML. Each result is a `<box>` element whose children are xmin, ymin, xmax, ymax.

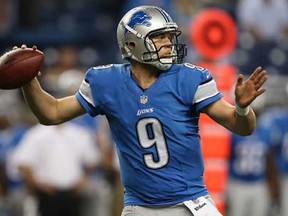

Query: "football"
<box><xmin>0</xmin><ymin>47</ymin><xmax>44</xmax><ymax>89</ymax></box>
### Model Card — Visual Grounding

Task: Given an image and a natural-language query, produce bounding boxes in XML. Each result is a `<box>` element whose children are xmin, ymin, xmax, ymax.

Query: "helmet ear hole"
<box><xmin>126</xmin><ymin>42</ymin><xmax>136</xmax><ymax>49</ymax></box>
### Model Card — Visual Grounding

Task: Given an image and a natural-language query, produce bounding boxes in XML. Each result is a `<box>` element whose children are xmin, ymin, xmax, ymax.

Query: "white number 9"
<box><xmin>136</xmin><ymin>118</ymin><xmax>169</xmax><ymax>169</ymax></box>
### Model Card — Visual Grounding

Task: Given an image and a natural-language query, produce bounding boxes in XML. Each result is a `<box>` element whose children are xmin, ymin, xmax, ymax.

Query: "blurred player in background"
<box><xmin>226</xmin><ymin>109</ymin><xmax>277</xmax><ymax>216</ymax></box>
<box><xmin>262</xmin><ymin>107</ymin><xmax>288</xmax><ymax>216</ymax></box>
<box><xmin>11</xmin><ymin>5</ymin><xmax>268</xmax><ymax>216</ymax></box>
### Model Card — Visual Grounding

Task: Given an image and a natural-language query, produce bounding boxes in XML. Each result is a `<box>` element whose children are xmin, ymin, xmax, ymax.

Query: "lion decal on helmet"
<box><xmin>124</xmin><ymin>11</ymin><xmax>152</xmax><ymax>37</ymax></box>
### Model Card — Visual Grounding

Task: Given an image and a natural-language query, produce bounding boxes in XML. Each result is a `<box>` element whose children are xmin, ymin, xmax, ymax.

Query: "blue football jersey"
<box><xmin>76</xmin><ymin>63</ymin><xmax>223</xmax><ymax>206</ymax></box>
<box><xmin>262</xmin><ymin>108</ymin><xmax>288</xmax><ymax>175</ymax></box>
<box><xmin>0</xmin><ymin>124</ymin><xmax>28</xmax><ymax>188</ymax></box>
<box><xmin>229</xmin><ymin>125</ymin><xmax>271</xmax><ymax>182</ymax></box>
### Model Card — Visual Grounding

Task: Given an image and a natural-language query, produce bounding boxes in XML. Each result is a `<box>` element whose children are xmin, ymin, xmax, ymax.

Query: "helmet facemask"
<box><xmin>142</xmin><ymin>30</ymin><xmax>187</xmax><ymax>69</ymax></box>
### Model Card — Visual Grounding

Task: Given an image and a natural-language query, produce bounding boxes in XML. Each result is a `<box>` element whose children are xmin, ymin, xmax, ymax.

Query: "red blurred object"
<box><xmin>190</xmin><ymin>8</ymin><xmax>237</xmax><ymax>60</ymax></box>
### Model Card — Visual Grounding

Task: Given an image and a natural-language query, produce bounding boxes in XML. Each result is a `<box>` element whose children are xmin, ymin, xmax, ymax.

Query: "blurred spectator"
<box><xmin>40</xmin><ymin>45</ymin><xmax>85</xmax><ymax>95</ymax></box>
<box><xmin>13</xmin><ymin>122</ymin><xmax>99</xmax><ymax>216</ymax></box>
<box><xmin>237</xmin><ymin>0</ymin><xmax>288</xmax><ymax>43</ymax></box>
<box><xmin>226</xmin><ymin>110</ymin><xmax>277</xmax><ymax>216</ymax></box>
<box><xmin>236</xmin><ymin>0</ymin><xmax>288</xmax><ymax>74</ymax></box>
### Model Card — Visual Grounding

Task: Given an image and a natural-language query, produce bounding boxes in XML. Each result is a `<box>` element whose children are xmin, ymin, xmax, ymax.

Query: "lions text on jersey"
<box><xmin>76</xmin><ymin>63</ymin><xmax>222</xmax><ymax>206</ymax></box>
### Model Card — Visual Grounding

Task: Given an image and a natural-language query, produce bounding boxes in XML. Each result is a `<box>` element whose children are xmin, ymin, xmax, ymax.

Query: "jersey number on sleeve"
<box><xmin>136</xmin><ymin>118</ymin><xmax>169</xmax><ymax>169</ymax></box>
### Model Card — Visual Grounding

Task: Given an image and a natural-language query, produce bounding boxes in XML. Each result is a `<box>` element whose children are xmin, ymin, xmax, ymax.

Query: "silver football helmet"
<box><xmin>117</xmin><ymin>5</ymin><xmax>187</xmax><ymax>70</ymax></box>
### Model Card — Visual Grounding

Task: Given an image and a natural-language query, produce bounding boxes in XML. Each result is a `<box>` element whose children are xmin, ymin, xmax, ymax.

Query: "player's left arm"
<box><xmin>202</xmin><ymin>66</ymin><xmax>268</xmax><ymax>136</ymax></box>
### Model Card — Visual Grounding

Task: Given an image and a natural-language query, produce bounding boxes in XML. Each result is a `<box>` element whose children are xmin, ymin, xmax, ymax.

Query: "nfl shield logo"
<box><xmin>140</xmin><ymin>95</ymin><xmax>148</xmax><ymax>104</ymax></box>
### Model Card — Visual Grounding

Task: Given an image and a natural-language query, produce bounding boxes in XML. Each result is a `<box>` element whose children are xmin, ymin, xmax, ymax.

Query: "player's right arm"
<box><xmin>22</xmin><ymin>78</ymin><xmax>86</xmax><ymax>125</ymax></box>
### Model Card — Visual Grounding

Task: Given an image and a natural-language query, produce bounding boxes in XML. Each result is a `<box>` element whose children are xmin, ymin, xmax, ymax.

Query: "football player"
<box><xmin>262</xmin><ymin>107</ymin><xmax>288</xmax><ymax>216</ymax></box>
<box><xmin>227</xmin><ymin>118</ymin><xmax>274</xmax><ymax>216</ymax></box>
<box><xmin>16</xmin><ymin>5</ymin><xmax>268</xmax><ymax>216</ymax></box>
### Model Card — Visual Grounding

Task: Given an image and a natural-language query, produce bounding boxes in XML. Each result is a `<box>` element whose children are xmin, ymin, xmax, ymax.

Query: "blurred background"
<box><xmin>0</xmin><ymin>0</ymin><xmax>288</xmax><ymax>216</ymax></box>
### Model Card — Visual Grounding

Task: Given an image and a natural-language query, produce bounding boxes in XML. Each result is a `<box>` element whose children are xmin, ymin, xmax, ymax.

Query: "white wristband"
<box><xmin>236</xmin><ymin>105</ymin><xmax>250</xmax><ymax>116</ymax></box>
